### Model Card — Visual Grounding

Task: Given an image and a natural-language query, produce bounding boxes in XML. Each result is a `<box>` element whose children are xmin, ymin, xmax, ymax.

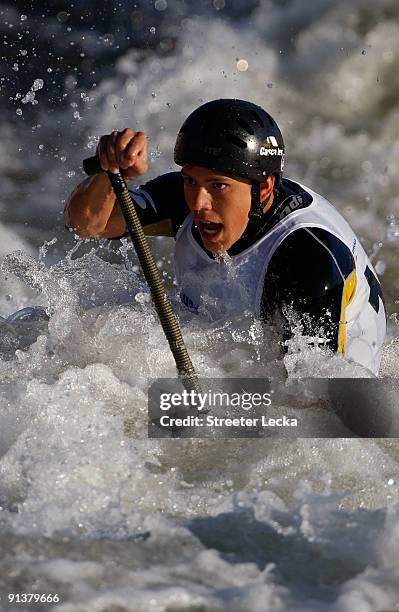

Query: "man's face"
<box><xmin>181</xmin><ymin>165</ymin><xmax>253</xmax><ymax>253</ymax></box>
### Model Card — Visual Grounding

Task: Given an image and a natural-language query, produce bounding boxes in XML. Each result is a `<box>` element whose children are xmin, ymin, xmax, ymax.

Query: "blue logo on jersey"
<box><xmin>181</xmin><ymin>291</ymin><xmax>199</xmax><ymax>313</ymax></box>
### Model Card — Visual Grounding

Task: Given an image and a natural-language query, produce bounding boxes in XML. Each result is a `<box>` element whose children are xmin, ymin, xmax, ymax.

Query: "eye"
<box><xmin>213</xmin><ymin>182</ymin><xmax>227</xmax><ymax>190</ymax></box>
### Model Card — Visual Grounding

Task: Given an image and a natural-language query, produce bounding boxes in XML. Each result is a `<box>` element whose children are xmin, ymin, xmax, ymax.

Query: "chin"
<box><xmin>201</xmin><ymin>232</ymin><xmax>236</xmax><ymax>253</ymax></box>
<box><xmin>206</xmin><ymin>241</ymin><xmax>228</xmax><ymax>253</ymax></box>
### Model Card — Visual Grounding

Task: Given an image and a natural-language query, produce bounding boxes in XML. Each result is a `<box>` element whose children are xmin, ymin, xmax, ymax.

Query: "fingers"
<box><xmin>97</xmin><ymin>129</ymin><xmax>148</xmax><ymax>175</ymax></box>
<box><xmin>124</xmin><ymin>131</ymin><xmax>147</xmax><ymax>163</ymax></box>
<box><xmin>98</xmin><ymin>131</ymin><xmax>120</xmax><ymax>173</ymax></box>
<box><xmin>115</xmin><ymin>128</ymin><xmax>137</xmax><ymax>169</ymax></box>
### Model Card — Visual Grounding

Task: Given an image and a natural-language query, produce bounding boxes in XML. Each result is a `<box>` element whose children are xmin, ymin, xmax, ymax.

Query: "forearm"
<box><xmin>64</xmin><ymin>172</ymin><xmax>126</xmax><ymax>239</ymax></box>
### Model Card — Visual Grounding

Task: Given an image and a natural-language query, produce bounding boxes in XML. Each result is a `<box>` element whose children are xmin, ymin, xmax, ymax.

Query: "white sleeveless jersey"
<box><xmin>174</xmin><ymin>181</ymin><xmax>386</xmax><ymax>375</ymax></box>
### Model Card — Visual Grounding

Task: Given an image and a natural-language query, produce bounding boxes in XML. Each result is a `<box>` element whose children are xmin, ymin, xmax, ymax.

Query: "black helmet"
<box><xmin>174</xmin><ymin>98</ymin><xmax>285</xmax><ymax>185</ymax></box>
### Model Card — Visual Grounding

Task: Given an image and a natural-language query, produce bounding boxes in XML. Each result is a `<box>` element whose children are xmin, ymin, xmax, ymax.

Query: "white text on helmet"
<box><xmin>259</xmin><ymin>147</ymin><xmax>284</xmax><ymax>157</ymax></box>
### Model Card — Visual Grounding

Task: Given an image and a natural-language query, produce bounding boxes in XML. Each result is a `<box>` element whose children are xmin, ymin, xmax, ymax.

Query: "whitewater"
<box><xmin>0</xmin><ymin>1</ymin><xmax>399</xmax><ymax>610</ymax></box>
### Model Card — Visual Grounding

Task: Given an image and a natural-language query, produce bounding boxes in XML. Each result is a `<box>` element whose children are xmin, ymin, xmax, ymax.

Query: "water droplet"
<box><xmin>87</xmin><ymin>135</ymin><xmax>99</xmax><ymax>150</ymax></box>
<box><xmin>100</xmin><ymin>33</ymin><xmax>114</xmax><ymax>46</ymax></box>
<box><xmin>267</xmin><ymin>82</ymin><xmax>273</xmax><ymax>88</ymax></box>
<box><xmin>32</xmin><ymin>78</ymin><xmax>44</xmax><ymax>91</ymax></box>
<box><xmin>213</xmin><ymin>0</ymin><xmax>225</xmax><ymax>9</ymax></box>
<box><xmin>154</xmin><ymin>0</ymin><xmax>167</xmax><ymax>10</ymax></box>
<box><xmin>361</xmin><ymin>49</ymin><xmax>366</xmax><ymax>55</ymax></box>
<box><xmin>151</xmin><ymin>91</ymin><xmax>156</xmax><ymax>98</ymax></box>
<box><xmin>16</xmin><ymin>108</ymin><xmax>22</xmax><ymax>115</ymax></box>
<box><xmin>20</xmin><ymin>14</ymin><xmax>27</xmax><ymax>21</ymax></box>
<box><xmin>362</xmin><ymin>160</ymin><xmax>372</xmax><ymax>173</ymax></box>
<box><xmin>150</xmin><ymin>147</ymin><xmax>162</xmax><ymax>161</ymax></box>
<box><xmin>22</xmin><ymin>91</ymin><xmax>35</xmax><ymax>104</ymax></box>
<box><xmin>236</xmin><ymin>59</ymin><xmax>249</xmax><ymax>72</ymax></box>
<box><xmin>149</xmin><ymin>26</ymin><xmax>156</xmax><ymax>35</ymax></box>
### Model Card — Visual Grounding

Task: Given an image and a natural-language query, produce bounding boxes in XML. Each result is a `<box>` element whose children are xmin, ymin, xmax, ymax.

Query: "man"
<box><xmin>65</xmin><ymin>99</ymin><xmax>386</xmax><ymax>374</ymax></box>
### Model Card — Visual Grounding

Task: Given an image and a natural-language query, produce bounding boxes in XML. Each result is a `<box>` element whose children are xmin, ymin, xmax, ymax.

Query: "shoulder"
<box><xmin>268</xmin><ymin>227</ymin><xmax>355</xmax><ymax>296</ymax></box>
<box><xmin>135</xmin><ymin>171</ymin><xmax>183</xmax><ymax>196</ymax></box>
<box><xmin>129</xmin><ymin>171</ymin><xmax>184</xmax><ymax>206</ymax></box>
<box><xmin>264</xmin><ymin>178</ymin><xmax>314</xmax><ymax>228</ymax></box>
<box><xmin>277</xmin><ymin>178</ymin><xmax>314</xmax><ymax>206</ymax></box>
<box><xmin>129</xmin><ymin>171</ymin><xmax>189</xmax><ymax>235</ymax></box>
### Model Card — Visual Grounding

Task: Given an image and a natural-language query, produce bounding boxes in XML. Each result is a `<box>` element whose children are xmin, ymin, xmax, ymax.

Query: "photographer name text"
<box><xmin>158</xmin><ymin>414</ymin><xmax>298</xmax><ymax>428</ymax></box>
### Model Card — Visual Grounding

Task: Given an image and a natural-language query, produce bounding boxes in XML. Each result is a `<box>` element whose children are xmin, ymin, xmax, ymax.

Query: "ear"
<box><xmin>260</xmin><ymin>175</ymin><xmax>275</xmax><ymax>202</ymax></box>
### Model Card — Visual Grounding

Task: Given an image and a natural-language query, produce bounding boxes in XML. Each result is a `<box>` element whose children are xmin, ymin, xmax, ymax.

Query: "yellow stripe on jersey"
<box><xmin>338</xmin><ymin>269</ymin><xmax>357</xmax><ymax>354</ymax></box>
<box><xmin>143</xmin><ymin>218</ymin><xmax>175</xmax><ymax>237</ymax></box>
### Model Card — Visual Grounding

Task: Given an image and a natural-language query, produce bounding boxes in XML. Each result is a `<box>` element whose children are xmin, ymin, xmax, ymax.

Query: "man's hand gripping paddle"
<box><xmin>83</xmin><ymin>155</ymin><xmax>200</xmax><ymax>394</ymax></box>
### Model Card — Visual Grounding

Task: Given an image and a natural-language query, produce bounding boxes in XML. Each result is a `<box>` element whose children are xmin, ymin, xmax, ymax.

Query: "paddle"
<box><xmin>83</xmin><ymin>155</ymin><xmax>200</xmax><ymax>393</ymax></box>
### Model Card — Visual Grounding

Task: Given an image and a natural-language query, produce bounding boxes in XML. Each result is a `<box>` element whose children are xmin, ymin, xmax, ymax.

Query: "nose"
<box><xmin>191</xmin><ymin>187</ymin><xmax>212</xmax><ymax>213</ymax></box>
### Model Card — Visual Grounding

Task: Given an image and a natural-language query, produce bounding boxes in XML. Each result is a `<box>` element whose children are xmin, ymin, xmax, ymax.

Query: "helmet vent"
<box><xmin>236</xmin><ymin>118</ymin><xmax>254</xmax><ymax>135</ymax></box>
<box><xmin>226</xmin><ymin>133</ymin><xmax>247</xmax><ymax>149</ymax></box>
<box><xmin>250</xmin><ymin>111</ymin><xmax>264</xmax><ymax>128</ymax></box>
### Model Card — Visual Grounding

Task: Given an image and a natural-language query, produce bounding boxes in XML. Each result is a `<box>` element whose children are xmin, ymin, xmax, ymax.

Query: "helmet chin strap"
<box><xmin>249</xmin><ymin>183</ymin><xmax>263</xmax><ymax>221</ymax></box>
<box><xmin>241</xmin><ymin>182</ymin><xmax>264</xmax><ymax>242</ymax></box>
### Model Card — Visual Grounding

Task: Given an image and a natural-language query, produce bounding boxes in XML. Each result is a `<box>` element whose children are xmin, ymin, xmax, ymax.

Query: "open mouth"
<box><xmin>197</xmin><ymin>220</ymin><xmax>223</xmax><ymax>239</ymax></box>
